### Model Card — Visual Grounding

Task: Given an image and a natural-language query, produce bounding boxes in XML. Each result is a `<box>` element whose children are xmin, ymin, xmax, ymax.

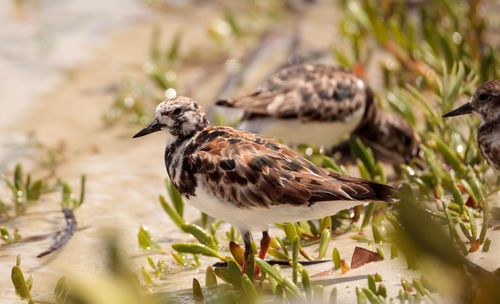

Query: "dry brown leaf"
<box><xmin>350</xmin><ymin>246</ymin><xmax>382</xmax><ymax>269</ymax></box>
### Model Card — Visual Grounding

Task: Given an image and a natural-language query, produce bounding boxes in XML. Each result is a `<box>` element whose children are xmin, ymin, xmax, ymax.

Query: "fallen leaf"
<box><xmin>350</xmin><ymin>247</ymin><xmax>382</xmax><ymax>269</ymax></box>
<box><xmin>310</xmin><ymin>268</ymin><xmax>334</xmax><ymax>278</ymax></box>
<box><xmin>341</xmin><ymin>259</ymin><xmax>350</xmax><ymax>274</ymax></box>
<box><xmin>469</xmin><ymin>239</ymin><xmax>480</xmax><ymax>253</ymax></box>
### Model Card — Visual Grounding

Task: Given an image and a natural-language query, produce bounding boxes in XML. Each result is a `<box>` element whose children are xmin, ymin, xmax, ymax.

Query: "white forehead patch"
<box><xmin>156</xmin><ymin>101</ymin><xmax>168</xmax><ymax>115</ymax></box>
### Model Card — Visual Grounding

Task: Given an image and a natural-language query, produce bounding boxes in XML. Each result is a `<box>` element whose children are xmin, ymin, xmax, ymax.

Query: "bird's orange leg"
<box><xmin>254</xmin><ymin>231</ymin><xmax>270</xmax><ymax>276</ymax></box>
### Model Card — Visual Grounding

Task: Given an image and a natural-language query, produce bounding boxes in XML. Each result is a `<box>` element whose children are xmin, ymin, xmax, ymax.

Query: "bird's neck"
<box><xmin>354</xmin><ymin>90</ymin><xmax>386</xmax><ymax>139</ymax></box>
<box><xmin>353</xmin><ymin>93</ymin><xmax>409</xmax><ymax>163</ymax></box>
<box><xmin>478</xmin><ymin>119</ymin><xmax>500</xmax><ymax>136</ymax></box>
<box><xmin>164</xmin><ymin>131</ymin><xmax>198</xmax><ymax>162</ymax></box>
<box><xmin>164</xmin><ymin>130</ymin><xmax>202</xmax><ymax>198</ymax></box>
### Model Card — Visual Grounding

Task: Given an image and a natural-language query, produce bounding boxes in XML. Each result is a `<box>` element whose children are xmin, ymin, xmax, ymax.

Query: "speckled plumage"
<box><xmin>444</xmin><ymin>80</ymin><xmax>500</xmax><ymax>172</ymax></box>
<box><xmin>218</xmin><ymin>64</ymin><xmax>367</xmax><ymax>121</ymax></box>
<box><xmin>216</xmin><ymin>63</ymin><xmax>419</xmax><ymax>164</ymax></box>
<box><xmin>134</xmin><ymin>96</ymin><xmax>397</xmax><ymax>269</ymax></box>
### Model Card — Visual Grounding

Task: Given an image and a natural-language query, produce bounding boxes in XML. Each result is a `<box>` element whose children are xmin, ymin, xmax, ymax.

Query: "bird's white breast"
<box><xmin>237</xmin><ymin>105</ymin><xmax>365</xmax><ymax>147</ymax></box>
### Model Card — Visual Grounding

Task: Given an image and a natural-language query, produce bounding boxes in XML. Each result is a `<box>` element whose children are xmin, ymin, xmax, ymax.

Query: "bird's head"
<box><xmin>443</xmin><ymin>80</ymin><xmax>500</xmax><ymax>123</ymax></box>
<box><xmin>133</xmin><ymin>96</ymin><xmax>209</xmax><ymax>139</ymax></box>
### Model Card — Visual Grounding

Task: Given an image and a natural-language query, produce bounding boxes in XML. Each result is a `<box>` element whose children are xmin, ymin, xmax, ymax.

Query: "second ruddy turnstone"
<box><xmin>216</xmin><ymin>63</ymin><xmax>419</xmax><ymax>164</ymax></box>
<box><xmin>443</xmin><ymin>80</ymin><xmax>500</xmax><ymax>172</ymax></box>
<box><xmin>133</xmin><ymin>96</ymin><xmax>397</xmax><ymax>272</ymax></box>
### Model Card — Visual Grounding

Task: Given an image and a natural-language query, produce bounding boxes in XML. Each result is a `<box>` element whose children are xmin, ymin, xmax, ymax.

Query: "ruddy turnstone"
<box><xmin>133</xmin><ymin>96</ymin><xmax>397</xmax><ymax>272</ymax></box>
<box><xmin>443</xmin><ymin>80</ymin><xmax>500</xmax><ymax>172</ymax></box>
<box><xmin>216</xmin><ymin>63</ymin><xmax>419</xmax><ymax>164</ymax></box>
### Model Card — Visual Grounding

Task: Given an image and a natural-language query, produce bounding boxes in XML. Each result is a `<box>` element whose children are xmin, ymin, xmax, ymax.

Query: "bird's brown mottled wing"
<box><xmin>188</xmin><ymin>126</ymin><xmax>396</xmax><ymax>208</ymax></box>
<box><xmin>216</xmin><ymin>64</ymin><xmax>368</xmax><ymax>121</ymax></box>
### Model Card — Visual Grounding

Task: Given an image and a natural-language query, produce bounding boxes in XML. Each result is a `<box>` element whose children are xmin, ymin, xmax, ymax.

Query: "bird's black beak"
<box><xmin>442</xmin><ymin>103</ymin><xmax>473</xmax><ymax>118</ymax></box>
<box><xmin>133</xmin><ymin>119</ymin><xmax>162</xmax><ymax>138</ymax></box>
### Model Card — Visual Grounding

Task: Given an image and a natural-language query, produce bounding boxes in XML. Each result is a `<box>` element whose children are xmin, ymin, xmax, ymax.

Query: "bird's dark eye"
<box><xmin>172</xmin><ymin>108</ymin><xmax>182</xmax><ymax>115</ymax></box>
<box><xmin>478</xmin><ymin>93</ymin><xmax>489</xmax><ymax>101</ymax></box>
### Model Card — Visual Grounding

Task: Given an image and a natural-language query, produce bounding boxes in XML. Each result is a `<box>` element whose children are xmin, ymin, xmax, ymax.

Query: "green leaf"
<box><xmin>137</xmin><ymin>225</ymin><xmax>161</xmax><ymax>251</ymax></box>
<box><xmin>205</xmin><ymin>266</ymin><xmax>217</xmax><ymax>287</ymax></box>
<box><xmin>361</xmin><ymin>288</ymin><xmax>384</xmax><ymax>304</ymax></box>
<box><xmin>166</xmin><ymin>31</ymin><xmax>183</xmax><ymax>65</ymax></box>
<box><xmin>350</xmin><ymin>136</ymin><xmax>378</xmax><ymax>179</ymax></box>
<box><xmin>26</xmin><ymin>274</ymin><xmax>33</xmax><ymax>292</ymax></box>
<box><xmin>214</xmin><ymin>261</ymin><xmax>241</xmax><ymax>288</ymax></box>
<box><xmin>241</xmin><ymin>274</ymin><xmax>257</xmax><ymax>300</ymax></box>
<box><xmin>332</xmin><ymin>248</ymin><xmax>341</xmax><ymax>269</ymax></box>
<box><xmin>361</xmin><ymin>203</ymin><xmax>375</xmax><ymax>229</ymax></box>
<box><xmin>368</xmin><ymin>275</ymin><xmax>376</xmax><ymax>293</ymax></box>
<box><xmin>201</xmin><ymin>212</ymin><xmax>208</xmax><ymax>229</ymax></box>
<box><xmin>171</xmin><ymin>251</ymin><xmax>187</xmax><ymax>267</ymax></box>
<box><xmin>255</xmin><ymin>258</ymin><xmax>282</xmax><ymax>284</ymax></box>
<box><xmin>329</xmin><ymin>287</ymin><xmax>337</xmax><ymax>304</ymax></box>
<box><xmin>377</xmin><ymin>284</ymin><xmax>387</xmax><ymax>298</ymax></box>
<box><xmin>61</xmin><ymin>182</ymin><xmax>74</xmax><ymax>209</ymax></box>
<box><xmin>1</xmin><ymin>227</ymin><xmax>12</xmax><ymax>243</ymax></box>
<box><xmin>267</xmin><ymin>248</ymin><xmax>290</xmax><ymax>260</ymax></box>
<box><xmin>320</xmin><ymin>216</ymin><xmax>332</xmax><ymax>233</ymax></box>
<box><xmin>27</xmin><ymin>180</ymin><xmax>42</xmax><ymax>201</ymax></box>
<box><xmin>467</xmin><ymin>207</ymin><xmax>477</xmax><ymax>241</ymax></box>
<box><xmin>244</xmin><ymin>252</ymin><xmax>254</xmax><ymax>280</ymax></box>
<box><xmin>301</xmin><ymin>266</ymin><xmax>312</xmax><ymax>301</ymax></box>
<box><xmin>435</xmin><ymin>138</ymin><xmax>465</xmax><ymax>175</ymax></box>
<box><xmin>282</xmin><ymin>223</ymin><xmax>298</xmax><ymax>242</ymax></box>
<box><xmin>322</xmin><ymin>156</ymin><xmax>344</xmax><ymax>174</ymax></box>
<box><xmin>282</xmin><ymin>277</ymin><xmax>303</xmax><ymax>299</ymax></box>
<box><xmin>372</xmin><ymin>225</ymin><xmax>385</xmax><ymax>244</ymax></box>
<box><xmin>390</xmin><ymin>245</ymin><xmax>398</xmax><ymax>260</ymax></box>
<box><xmin>14</xmin><ymin>163</ymin><xmax>23</xmax><ymax>191</ymax></box>
<box><xmin>142</xmin><ymin>267</ymin><xmax>154</xmax><ymax>285</ymax></box>
<box><xmin>79</xmin><ymin>174</ymin><xmax>86</xmax><ymax>206</ymax></box>
<box><xmin>172</xmin><ymin>243</ymin><xmax>223</xmax><ymax>259</ymax></box>
<box><xmin>192</xmin><ymin>278</ymin><xmax>203</xmax><ymax>301</ymax></box>
<box><xmin>54</xmin><ymin>276</ymin><xmax>67</xmax><ymax>303</ymax></box>
<box><xmin>313</xmin><ymin>285</ymin><xmax>324</xmax><ymax>304</ymax></box>
<box><xmin>181</xmin><ymin>224</ymin><xmax>216</xmax><ymax>250</ymax></box>
<box><xmin>159</xmin><ymin>195</ymin><xmax>184</xmax><ymax>229</ymax></box>
<box><xmin>291</xmin><ymin>238</ymin><xmax>299</xmax><ymax>284</ymax></box>
<box><xmin>11</xmin><ymin>266</ymin><xmax>31</xmax><ymax>300</ymax></box>
<box><xmin>166</xmin><ymin>178</ymin><xmax>184</xmax><ymax>218</ymax></box>
<box><xmin>356</xmin><ymin>287</ymin><xmax>368</xmax><ymax>304</ymax></box>
<box><xmin>150</xmin><ymin>25</ymin><xmax>161</xmax><ymax>64</ymax></box>
<box><xmin>479</xmin><ymin>199</ymin><xmax>489</xmax><ymax>244</ymax></box>
<box><xmin>318</xmin><ymin>228</ymin><xmax>330</xmax><ymax>259</ymax></box>
<box><xmin>2</xmin><ymin>175</ymin><xmax>17</xmax><ymax>195</ymax></box>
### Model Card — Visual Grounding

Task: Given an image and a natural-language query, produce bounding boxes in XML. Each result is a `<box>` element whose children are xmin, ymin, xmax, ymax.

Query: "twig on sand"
<box><xmin>37</xmin><ymin>208</ymin><xmax>77</xmax><ymax>258</ymax></box>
